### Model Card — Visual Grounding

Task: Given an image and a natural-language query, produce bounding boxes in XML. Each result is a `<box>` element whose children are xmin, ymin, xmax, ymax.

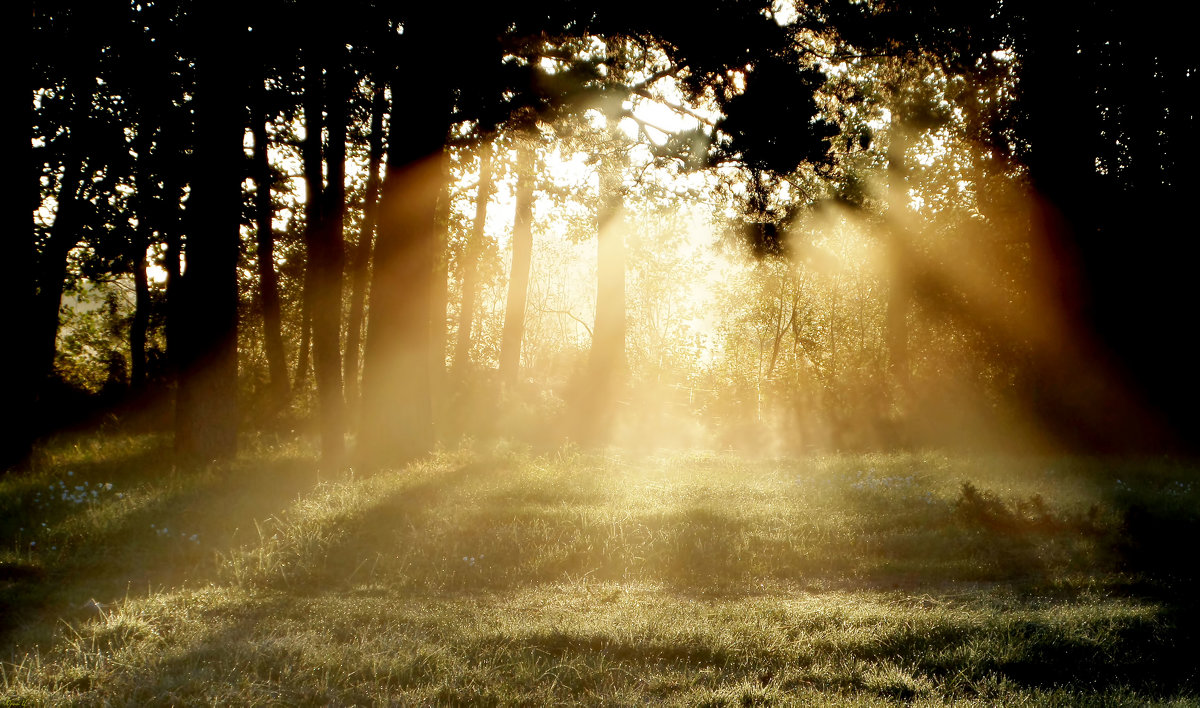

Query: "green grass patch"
<box><xmin>2</xmin><ymin>436</ymin><xmax>1198</xmax><ymax>704</ymax></box>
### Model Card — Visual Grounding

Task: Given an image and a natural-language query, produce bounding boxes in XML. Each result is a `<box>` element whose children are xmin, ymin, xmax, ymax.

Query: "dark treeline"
<box><xmin>15</xmin><ymin>0</ymin><xmax>1200</xmax><ymax>470</ymax></box>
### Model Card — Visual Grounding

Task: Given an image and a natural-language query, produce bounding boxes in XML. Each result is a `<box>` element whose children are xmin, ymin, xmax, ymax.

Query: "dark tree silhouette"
<box><xmin>344</xmin><ymin>84</ymin><xmax>388</xmax><ymax>426</ymax></box>
<box><xmin>358</xmin><ymin>16</ymin><xmax>454</xmax><ymax>465</ymax></box>
<box><xmin>174</xmin><ymin>4</ymin><xmax>243</xmax><ymax>461</ymax></box>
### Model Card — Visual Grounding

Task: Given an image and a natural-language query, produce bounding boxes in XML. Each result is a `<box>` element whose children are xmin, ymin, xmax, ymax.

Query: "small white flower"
<box><xmin>67</xmin><ymin>471</ymin><xmax>73</xmax><ymax>477</ymax></box>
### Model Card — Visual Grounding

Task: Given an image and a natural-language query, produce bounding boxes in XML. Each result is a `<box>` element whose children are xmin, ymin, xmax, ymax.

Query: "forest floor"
<box><xmin>1</xmin><ymin>434</ymin><xmax>1198</xmax><ymax>705</ymax></box>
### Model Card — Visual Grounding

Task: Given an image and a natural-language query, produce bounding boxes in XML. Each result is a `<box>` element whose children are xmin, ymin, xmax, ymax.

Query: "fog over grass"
<box><xmin>2</xmin><ymin>435</ymin><xmax>1197</xmax><ymax>704</ymax></box>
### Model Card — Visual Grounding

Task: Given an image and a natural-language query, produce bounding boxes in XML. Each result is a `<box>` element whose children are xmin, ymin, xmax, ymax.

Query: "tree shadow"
<box><xmin>0</xmin><ymin>440</ymin><xmax>324</xmax><ymax>646</ymax></box>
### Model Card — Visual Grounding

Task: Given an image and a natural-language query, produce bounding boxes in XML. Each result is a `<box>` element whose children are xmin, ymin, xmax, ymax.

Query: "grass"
<box><xmin>1</xmin><ymin>434</ymin><xmax>1198</xmax><ymax>704</ymax></box>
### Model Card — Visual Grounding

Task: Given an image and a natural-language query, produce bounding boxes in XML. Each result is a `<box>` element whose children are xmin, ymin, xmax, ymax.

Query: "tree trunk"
<box><xmin>358</xmin><ymin>48</ymin><xmax>452</xmax><ymax>465</ymax></box>
<box><xmin>34</xmin><ymin>72</ymin><xmax>90</xmax><ymax>390</ymax></box>
<box><xmin>429</xmin><ymin>153</ymin><xmax>453</xmax><ymax>423</ymax></box>
<box><xmin>130</xmin><ymin>120</ymin><xmax>154</xmax><ymax>394</ymax></box>
<box><xmin>884</xmin><ymin>124</ymin><xmax>910</xmax><ymax>391</ymax></box>
<box><xmin>252</xmin><ymin>75</ymin><xmax>290</xmax><ymax>416</ymax></box>
<box><xmin>174</xmin><ymin>5</ymin><xmax>242</xmax><ymax>462</ymax></box>
<box><xmin>163</xmin><ymin>167</ymin><xmax>184</xmax><ymax>386</ymax></box>
<box><xmin>293</xmin><ymin>302</ymin><xmax>312</xmax><ymax>394</ymax></box>
<box><xmin>307</xmin><ymin>42</ymin><xmax>347</xmax><ymax>465</ymax></box>
<box><xmin>5</xmin><ymin>11</ymin><xmax>36</xmax><ymax>469</ymax></box>
<box><xmin>574</xmin><ymin>142</ymin><xmax>625</xmax><ymax>444</ymax></box>
<box><xmin>498</xmin><ymin>142</ymin><xmax>535</xmax><ymax>386</ymax></box>
<box><xmin>454</xmin><ymin>139</ymin><xmax>493</xmax><ymax>371</ymax></box>
<box><xmin>343</xmin><ymin>84</ymin><xmax>387</xmax><ymax>425</ymax></box>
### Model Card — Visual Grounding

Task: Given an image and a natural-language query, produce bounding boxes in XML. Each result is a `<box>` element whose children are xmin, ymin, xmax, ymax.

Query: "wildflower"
<box><xmin>67</xmin><ymin>471</ymin><xmax>73</xmax><ymax>477</ymax></box>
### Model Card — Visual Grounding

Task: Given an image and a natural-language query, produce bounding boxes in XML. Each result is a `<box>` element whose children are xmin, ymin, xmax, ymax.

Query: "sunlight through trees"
<box><xmin>20</xmin><ymin>0</ymin><xmax>1200</xmax><ymax>467</ymax></box>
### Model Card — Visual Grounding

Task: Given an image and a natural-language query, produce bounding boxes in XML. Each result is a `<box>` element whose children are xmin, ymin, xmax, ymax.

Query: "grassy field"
<box><xmin>1</xmin><ymin>435</ymin><xmax>1198</xmax><ymax>705</ymax></box>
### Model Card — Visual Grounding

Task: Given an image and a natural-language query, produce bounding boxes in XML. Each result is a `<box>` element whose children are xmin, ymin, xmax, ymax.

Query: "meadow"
<box><xmin>1</xmin><ymin>434</ymin><xmax>1197</xmax><ymax>705</ymax></box>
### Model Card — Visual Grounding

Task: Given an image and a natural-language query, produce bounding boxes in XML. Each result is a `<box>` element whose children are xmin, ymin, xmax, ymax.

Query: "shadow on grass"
<box><xmin>0</xmin><ymin>438</ymin><xmax>324</xmax><ymax>647</ymax></box>
<box><xmin>249</xmin><ymin>459</ymin><xmax>494</xmax><ymax>591</ymax></box>
<box><xmin>485</xmin><ymin>604</ymin><xmax>1195</xmax><ymax>699</ymax></box>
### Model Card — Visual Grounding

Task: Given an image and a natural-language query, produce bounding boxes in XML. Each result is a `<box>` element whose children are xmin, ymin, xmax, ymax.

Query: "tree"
<box><xmin>174</xmin><ymin>3</ymin><xmax>243</xmax><ymax>461</ymax></box>
<box><xmin>575</xmin><ymin>119</ymin><xmax>629</xmax><ymax>444</ymax></box>
<box><xmin>454</xmin><ymin>138</ymin><xmax>495</xmax><ymax>371</ymax></box>
<box><xmin>251</xmin><ymin>67</ymin><xmax>291</xmax><ymax>417</ymax></box>
<box><xmin>5</xmin><ymin>0</ymin><xmax>36</xmax><ymax>469</ymax></box>
<box><xmin>810</xmin><ymin>0</ymin><xmax>1200</xmax><ymax>448</ymax></box>
<box><xmin>343</xmin><ymin>83</ymin><xmax>388</xmax><ymax>425</ymax></box>
<box><xmin>301</xmin><ymin>31</ymin><xmax>350</xmax><ymax>466</ymax></box>
<box><xmin>357</xmin><ymin>15</ymin><xmax>454</xmax><ymax>464</ymax></box>
<box><xmin>498</xmin><ymin>139</ymin><xmax>538</xmax><ymax>386</ymax></box>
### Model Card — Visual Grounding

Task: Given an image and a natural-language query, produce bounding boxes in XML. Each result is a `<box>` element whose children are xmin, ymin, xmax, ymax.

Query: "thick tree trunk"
<box><xmin>358</xmin><ymin>51</ymin><xmax>452</xmax><ymax>465</ymax></box>
<box><xmin>574</xmin><ymin>145</ymin><xmax>625</xmax><ymax>444</ymax></box>
<box><xmin>343</xmin><ymin>84</ymin><xmax>387</xmax><ymax>425</ymax></box>
<box><xmin>174</xmin><ymin>5</ymin><xmax>242</xmax><ymax>462</ymax></box>
<box><xmin>498</xmin><ymin>143</ymin><xmax>535</xmax><ymax>386</ymax></box>
<box><xmin>307</xmin><ymin>43</ymin><xmax>347</xmax><ymax>465</ymax></box>
<box><xmin>252</xmin><ymin>76</ymin><xmax>290</xmax><ymax>416</ymax></box>
<box><xmin>454</xmin><ymin>139</ymin><xmax>493</xmax><ymax>371</ymax></box>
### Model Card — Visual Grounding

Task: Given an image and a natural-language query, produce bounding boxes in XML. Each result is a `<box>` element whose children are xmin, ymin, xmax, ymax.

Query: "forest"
<box><xmin>13</xmin><ymin>0</ymin><xmax>1200</xmax><ymax>465</ymax></box>
<box><xmin>5</xmin><ymin>0</ymin><xmax>1200</xmax><ymax>703</ymax></box>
